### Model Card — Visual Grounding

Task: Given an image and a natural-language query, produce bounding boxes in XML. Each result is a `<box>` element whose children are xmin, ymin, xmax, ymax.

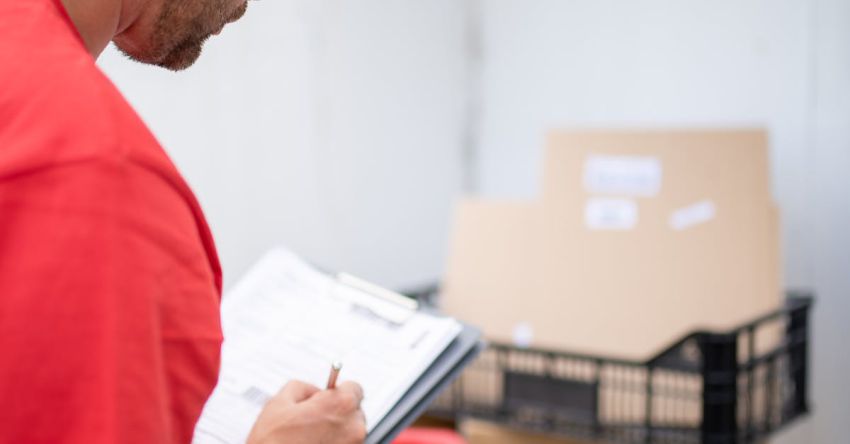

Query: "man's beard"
<box><xmin>115</xmin><ymin>0</ymin><xmax>247</xmax><ymax>71</ymax></box>
<box><xmin>152</xmin><ymin>32</ymin><xmax>209</xmax><ymax>71</ymax></box>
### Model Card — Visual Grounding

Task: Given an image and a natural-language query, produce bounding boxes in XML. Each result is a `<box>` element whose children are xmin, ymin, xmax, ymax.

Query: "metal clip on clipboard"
<box><xmin>332</xmin><ymin>273</ymin><xmax>420</xmax><ymax>325</ymax></box>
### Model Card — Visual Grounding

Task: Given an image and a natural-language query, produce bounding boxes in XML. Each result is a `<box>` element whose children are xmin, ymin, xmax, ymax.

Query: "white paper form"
<box><xmin>193</xmin><ymin>249</ymin><xmax>461</xmax><ymax>444</ymax></box>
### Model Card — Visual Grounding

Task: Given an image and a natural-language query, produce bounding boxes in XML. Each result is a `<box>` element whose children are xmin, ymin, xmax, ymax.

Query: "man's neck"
<box><xmin>60</xmin><ymin>0</ymin><xmax>139</xmax><ymax>57</ymax></box>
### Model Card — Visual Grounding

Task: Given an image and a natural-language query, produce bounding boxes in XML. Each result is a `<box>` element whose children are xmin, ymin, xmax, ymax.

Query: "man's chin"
<box><xmin>114</xmin><ymin>38</ymin><xmax>206</xmax><ymax>72</ymax></box>
<box><xmin>156</xmin><ymin>42</ymin><xmax>205</xmax><ymax>71</ymax></box>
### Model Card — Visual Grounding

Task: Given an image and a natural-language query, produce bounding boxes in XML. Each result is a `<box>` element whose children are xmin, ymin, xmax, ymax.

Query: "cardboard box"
<box><xmin>443</xmin><ymin>129</ymin><xmax>782</xmax><ymax>361</ymax></box>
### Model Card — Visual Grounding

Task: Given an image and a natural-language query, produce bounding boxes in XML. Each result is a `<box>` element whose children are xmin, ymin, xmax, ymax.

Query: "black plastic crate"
<box><xmin>405</xmin><ymin>288</ymin><xmax>813</xmax><ymax>444</ymax></box>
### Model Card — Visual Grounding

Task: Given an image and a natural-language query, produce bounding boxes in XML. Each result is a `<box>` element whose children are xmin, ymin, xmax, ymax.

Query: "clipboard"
<box><xmin>193</xmin><ymin>248</ymin><xmax>483</xmax><ymax>444</ymax></box>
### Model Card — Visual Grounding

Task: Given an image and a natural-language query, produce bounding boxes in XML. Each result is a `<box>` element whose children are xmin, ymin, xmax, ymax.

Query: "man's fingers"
<box><xmin>355</xmin><ymin>408</ymin><xmax>366</xmax><ymax>426</ymax></box>
<box><xmin>335</xmin><ymin>381</ymin><xmax>364</xmax><ymax>408</ymax></box>
<box><xmin>310</xmin><ymin>380</ymin><xmax>364</xmax><ymax>414</ymax></box>
<box><xmin>347</xmin><ymin>410</ymin><xmax>368</xmax><ymax>442</ymax></box>
<box><xmin>277</xmin><ymin>380</ymin><xmax>321</xmax><ymax>405</ymax></box>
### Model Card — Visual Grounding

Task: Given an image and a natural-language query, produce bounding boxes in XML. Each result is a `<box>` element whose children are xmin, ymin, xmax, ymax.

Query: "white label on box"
<box><xmin>585</xmin><ymin>198</ymin><xmax>638</xmax><ymax>230</ymax></box>
<box><xmin>583</xmin><ymin>155</ymin><xmax>662</xmax><ymax>197</ymax></box>
<box><xmin>670</xmin><ymin>200</ymin><xmax>716</xmax><ymax>230</ymax></box>
<box><xmin>512</xmin><ymin>322</ymin><xmax>534</xmax><ymax>348</ymax></box>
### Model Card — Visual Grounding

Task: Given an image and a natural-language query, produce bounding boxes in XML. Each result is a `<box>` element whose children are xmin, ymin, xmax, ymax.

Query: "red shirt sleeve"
<box><xmin>0</xmin><ymin>156</ymin><xmax>223</xmax><ymax>444</ymax></box>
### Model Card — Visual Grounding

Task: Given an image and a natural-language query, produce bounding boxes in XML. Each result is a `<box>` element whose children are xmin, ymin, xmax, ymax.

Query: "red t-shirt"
<box><xmin>0</xmin><ymin>1</ymin><xmax>223</xmax><ymax>443</ymax></box>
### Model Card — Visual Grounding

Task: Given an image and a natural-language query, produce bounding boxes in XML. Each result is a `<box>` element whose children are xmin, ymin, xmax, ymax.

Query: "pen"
<box><xmin>326</xmin><ymin>361</ymin><xmax>342</xmax><ymax>389</ymax></box>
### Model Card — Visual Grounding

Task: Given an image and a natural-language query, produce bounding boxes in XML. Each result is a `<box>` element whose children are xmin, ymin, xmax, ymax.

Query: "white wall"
<box><xmin>806</xmin><ymin>0</ymin><xmax>850</xmax><ymax>442</ymax></box>
<box><xmin>99</xmin><ymin>0</ymin><xmax>468</xmax><ymax>289</ymax></box>
<box><xmin>471</xmin><ymin>1</ymin><xmax>848</xmax><ymax>442</ymax></box>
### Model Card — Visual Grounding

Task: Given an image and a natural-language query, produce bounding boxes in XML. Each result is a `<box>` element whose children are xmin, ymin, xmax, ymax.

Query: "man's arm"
<box><xmin>0</xmin><ymin>159</ymin><xmax>220</xmax><ymax>443</ymax></box>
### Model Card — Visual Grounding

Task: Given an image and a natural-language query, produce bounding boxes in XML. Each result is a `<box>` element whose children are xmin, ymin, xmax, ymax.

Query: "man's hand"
<box><xmin>247</xmin><ymin>380</ymin><xmax>367</xmax><ymax>444</ymax></box>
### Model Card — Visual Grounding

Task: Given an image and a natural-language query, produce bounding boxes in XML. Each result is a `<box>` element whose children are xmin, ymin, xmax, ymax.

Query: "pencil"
<box><xmin>326</xmin><ymin>361</ymin><xmax>343</xmax><ymax>389</ymax></box>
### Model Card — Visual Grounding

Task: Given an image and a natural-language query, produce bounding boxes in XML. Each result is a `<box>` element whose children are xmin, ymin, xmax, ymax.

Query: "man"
<box><xmin>0</xmin><ymin>0</ymin><xmax>366</xmax><ymax>442</ymax></box>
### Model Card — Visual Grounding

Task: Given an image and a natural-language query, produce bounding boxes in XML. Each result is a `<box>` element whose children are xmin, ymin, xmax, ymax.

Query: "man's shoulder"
<box><xmin>0</xmin><ymin>0</ymin><xmax>165</xmax><ymax>177</ymax></box>
<box><xmin>0</xmin><ymin>49</ymin><xmax>205</xmax><ymax>232</ymax></box>
<box><xmin>0</xmin><ymin>57</ymin><xmax>159</xmax><ymax>174</ymax></box>
<box><xmin>0</xmin><ymin>0</ymin><xmax>222</xmax><ymax>290</ymax></box>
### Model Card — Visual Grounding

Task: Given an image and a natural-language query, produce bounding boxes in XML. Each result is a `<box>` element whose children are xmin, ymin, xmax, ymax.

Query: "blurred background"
<box><xmin>98</xmin><ymin>1</ymin><xmax>848</xmax><ymax>442</ymax></box>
